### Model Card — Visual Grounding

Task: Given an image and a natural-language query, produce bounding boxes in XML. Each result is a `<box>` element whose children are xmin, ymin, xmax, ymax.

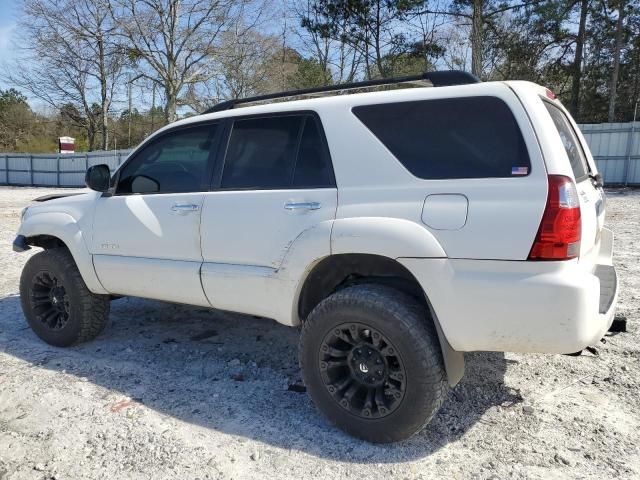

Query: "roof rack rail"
<box><xmin>202</xmin><ymin>70</ymin><xmax>480</xmax><ymax>114</ymax></box>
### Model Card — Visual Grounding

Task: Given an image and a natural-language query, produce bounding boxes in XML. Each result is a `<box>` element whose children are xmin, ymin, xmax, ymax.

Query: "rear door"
<box><xmin>199</xmin><ymin>112</ymin><xmax>337</xmax><ymax>306</ymax></box>
<box><xmin>542</xmin><ymin>101</ymin><xmax>604</xmax><ymax>260</ymax></box>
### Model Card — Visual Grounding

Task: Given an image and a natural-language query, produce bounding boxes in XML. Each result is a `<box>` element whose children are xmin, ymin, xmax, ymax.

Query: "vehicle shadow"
<box><xmin>0</xmin><ymin>293</ymin><xmax>521</xmax><ymax>463</ymax></box>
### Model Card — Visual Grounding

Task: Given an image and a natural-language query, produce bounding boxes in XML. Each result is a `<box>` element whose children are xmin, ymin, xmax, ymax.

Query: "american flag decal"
<box><xmin>511</xmin><ymin>166</ymin><xmax>528</xmax><ymax>175</ymax></box>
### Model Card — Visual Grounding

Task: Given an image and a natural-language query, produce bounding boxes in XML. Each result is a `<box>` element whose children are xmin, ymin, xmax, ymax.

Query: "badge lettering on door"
<box><xmin>101</xmin><ymin>243</ymin><xmax>119</xmax><ymax>250</ymax></box>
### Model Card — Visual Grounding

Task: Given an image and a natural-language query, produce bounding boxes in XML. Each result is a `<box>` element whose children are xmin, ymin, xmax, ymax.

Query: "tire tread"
<box><xmin>299</xmin><ymin>284</ymin><xmax>447</xmax><ymax>442</ymax></box>
<box><xmin>20</xmin><ymin>248</ymin><xmax>110</xmax><ymax>346</ymax></box>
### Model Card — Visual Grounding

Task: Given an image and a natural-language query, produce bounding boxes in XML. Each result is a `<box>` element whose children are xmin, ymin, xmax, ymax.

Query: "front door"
<box><xmin>91</xmin><ymin>122</ymin><xmax>220</xmax><ymax>306</ymax></box>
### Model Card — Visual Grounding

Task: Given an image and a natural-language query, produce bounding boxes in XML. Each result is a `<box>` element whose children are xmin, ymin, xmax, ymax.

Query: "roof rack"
<box><xmin>202</xmin><ymin>70</ymin><xmax>480</xmax><ymax>114</ymax></box>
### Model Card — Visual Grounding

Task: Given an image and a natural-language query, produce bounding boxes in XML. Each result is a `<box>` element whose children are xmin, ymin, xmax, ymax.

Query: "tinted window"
<box><xmin>353</xmin><ymin>96</ymin><xmax>531</xmax><ymax>179</ymax></box>
<box><xmin>543</xmin><ymin>101</ymin><xmax>588</xmax><ymax>180</ymax></box>
<box><xmin>221</xmin><ymin>115</ymin><xmax>334</xmax><ymax>189</ymax></box>
<box><xmin>117</xmin><ymin>124</ymin><xmax>217</xmax><ymax>194</ymax></box>
<box><xmin>293</xmin><ymin>117</ymin><xmax>334</xmax><ymax>187</ymax></box>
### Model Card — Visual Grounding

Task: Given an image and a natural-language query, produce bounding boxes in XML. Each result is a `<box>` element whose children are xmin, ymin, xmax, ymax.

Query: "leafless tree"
<box><xmin>294</xmin><ymin>0</ymin><xmax>363</xmax><ymax>83</ymax></box>
<box><xmin>218</xmin><ymin>29</ymin><xmax>280</xmax><ymax>98</ymax></box>
<box><xmin>438</xmin><ymin>20</ymin><xmax>472</xmax><ymax>71</ymax></box>
<box><xmin>5</xmin><ymin>0</ymin><xmax>125</xmax><ymax>150</ymax></box>
<box><xmin>69</xmin><ymin>0</ymin><xmax>126</xmax><ymax>150</ymax></box>
<box><xmin>418</xmin><ymin>0</ymin><xmax>547</xmax><ymax>78</ymax></box>
<box><xmin>109</xmin><ymin>0</ymin><xmax>249</xmax><ymax>122</ymax></box>
<box><xmin>182</xmin><ymin>29</ymin><xmax>279</xmax><ymax>113</ymax></box>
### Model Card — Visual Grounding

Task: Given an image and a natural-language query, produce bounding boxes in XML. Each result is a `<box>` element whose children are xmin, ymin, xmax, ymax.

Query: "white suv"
<box><xmin>13</xmin><ymin>71</ymin><xmax>618</xmax><ymax>443</ymax></box>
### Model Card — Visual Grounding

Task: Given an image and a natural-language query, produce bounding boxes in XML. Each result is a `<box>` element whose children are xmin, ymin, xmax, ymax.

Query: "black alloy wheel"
<box><xmin>319</xmin><ymin>322</ymin><xmax>406</xmax><ymax>418</ymax></box>
<box><xmin>300</xmin><ymin>284</ymin><xmax>448</xmax><ymax>443</ymax></box>
<box><xmin>20</xmin><ymin>248</ymin><xmax>110</xmax><ymax>347</ymax></box>
<box><xmin>30</xmin><ymin>271</ymin><xmax>71</xmax><ymax>331</ymax></box>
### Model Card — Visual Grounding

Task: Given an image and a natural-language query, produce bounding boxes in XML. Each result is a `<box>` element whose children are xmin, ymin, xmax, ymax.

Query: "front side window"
<box><xmin>352</xmin><ymin>96</ymin><xmax>531</xmax><ymax>179</ymax></box>
<box><xmin>543</xmin><ymin>101</ymin><xmax>589</xmax><ymax>181</ymax></box>
<box><xmin>221</xmin><ymin>114</ymin><xmax>334</xmax><ymax>189</ymax></box>
<box><xmin>117</xmin><ymin>124</ymin><xmax>218</xmax><ymax>194</ymax></box>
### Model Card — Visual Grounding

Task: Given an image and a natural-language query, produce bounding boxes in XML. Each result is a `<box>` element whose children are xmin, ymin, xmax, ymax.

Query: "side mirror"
<box><xmin>85</xmin><ymin>164</ymin><xmax>111</xmax><ymax>192</ymax></box>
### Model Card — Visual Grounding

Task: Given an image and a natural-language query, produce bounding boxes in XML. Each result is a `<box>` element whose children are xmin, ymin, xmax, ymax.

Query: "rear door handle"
<box><xmin>171</xmin><ymin>203</ymin><xmax>200</xmax><ymax>214</ymax></box>
<box><xmin>284</xmin><ymin>201</ymin><xmax>321</xmax><ymax>211</ymax></box>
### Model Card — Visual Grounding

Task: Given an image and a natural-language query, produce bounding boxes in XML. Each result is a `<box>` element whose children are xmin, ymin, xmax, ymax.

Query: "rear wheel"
<box><xmin>299</xmin><ymin>284</ymin><xmax>447</xmax><ymax>443</ymax></box>
<box><xmin>20</xmin><ymin>248</ymin><xmax>110</xmax><ymax>347</ymax></box>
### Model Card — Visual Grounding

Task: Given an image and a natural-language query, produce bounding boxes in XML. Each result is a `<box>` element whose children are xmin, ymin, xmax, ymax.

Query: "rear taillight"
<box><xmin>528</xmin><ymin>175</ymin><xmax>581</xmax><ymax>261</ymax></box>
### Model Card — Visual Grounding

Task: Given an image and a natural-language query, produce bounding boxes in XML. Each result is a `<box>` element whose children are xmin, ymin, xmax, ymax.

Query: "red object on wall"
<box><xmin>59</xmin><ymin>136</ymin><xmax>75</xmax><ymax>154</ymax></box>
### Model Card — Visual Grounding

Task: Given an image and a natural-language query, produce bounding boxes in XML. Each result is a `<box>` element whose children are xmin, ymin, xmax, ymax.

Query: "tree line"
<box><xmin>1</xmin><ymin>0</ymin><xmax>639</xmax><ymax>153</ymax></box>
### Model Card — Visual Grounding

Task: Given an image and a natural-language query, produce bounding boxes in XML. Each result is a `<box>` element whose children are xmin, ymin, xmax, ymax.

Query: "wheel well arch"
<box><xmin>298</xmin><ymin>253</ymin><xmax>426</xmax><ymax>321</ymax></box>
<box><xmin>18</xmin><ymin>213</ymin><xmax>108</xmax><ymax>294</ymax></box>
<box><xmin>26</xmin><ymin>234</ymin><xmax>68</xmax><ymax>250</ymax></box>
<box><xmin>297</xmin><ymin>253</ymin><xmax>464</xmax><ymax>387</ymax></box>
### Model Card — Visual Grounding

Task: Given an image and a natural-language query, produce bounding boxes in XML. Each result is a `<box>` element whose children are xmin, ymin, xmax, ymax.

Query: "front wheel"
<box><xmin>20</xmin><ymin>248</ymin><xmax>110</xmax><ymax>347</ymax></box>
<box><xmin>299</xmin><ymin>284</ymin><xmax>447</xmax><ymax>443</ymax></box>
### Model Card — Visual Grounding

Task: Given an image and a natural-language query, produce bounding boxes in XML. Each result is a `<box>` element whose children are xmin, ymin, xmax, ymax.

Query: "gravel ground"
<box><xmin>0</xmin><ymin>186</ymin><xmax>638</xmax><ymax>480</ymax></box>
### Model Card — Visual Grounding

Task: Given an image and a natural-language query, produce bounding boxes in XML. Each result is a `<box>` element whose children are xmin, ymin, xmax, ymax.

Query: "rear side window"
<box><xmin>352</xmin><ymin>96</ymin><xmax>531</xmax><ymax>179</ymax></box>
<box><xmin>543</xmin><ymin>101</ymin><xmax>589</xmax><ymax>181</ymax></box>
<box><xmin>221</xmin><ymin>114</ymin><xmax>334</xmax><ymax>189</ymax></box>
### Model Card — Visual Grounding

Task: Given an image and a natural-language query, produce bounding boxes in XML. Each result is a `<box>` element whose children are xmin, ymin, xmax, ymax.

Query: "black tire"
<box><xmin>299</xmin><ymin>284</ymin><xmax>447</xmax><ymax>443</ymax></box>
<box><xmin>20</xmin><ymin>248</ymin><xmax>110</xmax><ymax>347</ymax></box>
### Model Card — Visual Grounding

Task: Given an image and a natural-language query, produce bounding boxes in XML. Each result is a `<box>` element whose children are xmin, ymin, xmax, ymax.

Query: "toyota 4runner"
<box><xmin>13</xmin><ymin>71</ymin><xmax>618</xmax><ymax>443</ymax></box>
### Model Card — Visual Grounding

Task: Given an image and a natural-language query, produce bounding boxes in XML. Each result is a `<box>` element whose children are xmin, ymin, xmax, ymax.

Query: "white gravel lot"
<box><xmin>0</xmin><ymin>185</ymin><xmax>638</xmax><ymax>480</ymax></box>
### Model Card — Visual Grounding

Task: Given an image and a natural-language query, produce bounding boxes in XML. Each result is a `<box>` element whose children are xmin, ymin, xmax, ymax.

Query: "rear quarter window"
<box><xmin>352</xmin><ymin>96</ymin><xmax>531</xmax><ymax>179</ymax></box>
<box><xmin>542</xmin><ymin>101</ymin><xmax>589</xmax><ymax>181</ymax></box>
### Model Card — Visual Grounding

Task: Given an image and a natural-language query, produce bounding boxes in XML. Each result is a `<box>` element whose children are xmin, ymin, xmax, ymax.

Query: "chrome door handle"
<box><xmin>284</xmin><ymin>201</ymin><xmax>321</xmax><ymax>211</ymax></box>
<box><xmin>171</xmin><ymin>203</ymin><xmax>200</xmax><ymax>213</ymax></box>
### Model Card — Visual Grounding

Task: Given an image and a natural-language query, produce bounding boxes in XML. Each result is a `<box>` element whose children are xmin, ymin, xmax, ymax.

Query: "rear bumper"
<box><xmin>595</xmin><ymin>265</ymin><xmax>617</xmax><ymax>315</ymax></box>
<box><xmin>399</xmin><ymin>228</ymin><xmax>618</xmax><ymax>354</ymax></box>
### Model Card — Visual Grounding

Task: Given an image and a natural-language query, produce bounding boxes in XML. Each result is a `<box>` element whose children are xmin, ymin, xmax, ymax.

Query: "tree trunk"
<box><xmin>87</xmin><ymin>124</ymin><xmax>96</xmax><ymax>152</ymax></box>
<box><xmin>101</xmin><ymin>103</ymin><xmax>109</xmax><ymax>150</ymax></box>
<box><xmin>98</xmin><ymin>36</ymin><xmax>109</xmax><ymax>151</ymax></box>
<box><xmin>364</xmin><ymin>35</ymin><xmax>372</xmax><ymax>80</ymax></box>
<box><xmin>608</xmin><ymin>0</ymin><xmax>625</xmax><ymax>122</ymax></box>
<box><xmin>570</xmin><ymin>0</ymin><xmax>589</xmax><ymax>118</ymax></box>
<box><xmin>374</xmin><ymin>0</ymin><xmax>385</xmax><ymax>77</ymax></box>
<box><xmin>165</xmin><ymin>87</ymin><xmax>178</xmax><ymax>123</ymax></box>
<box><xmin>470</xmin><ymin>0</ymin><xmax>484</xmax><ymax>78</ymax></box>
